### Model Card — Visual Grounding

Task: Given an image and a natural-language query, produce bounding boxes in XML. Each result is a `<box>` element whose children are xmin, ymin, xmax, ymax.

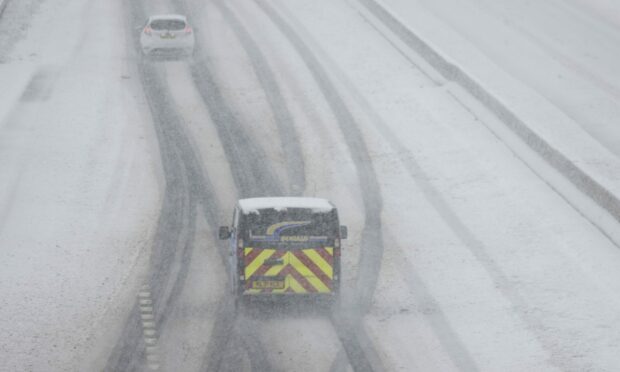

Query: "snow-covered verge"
<box><xmin>403</xmin><ymin>0</ymin><xmax>620</xmax><ymax>158</ymax></box>
<box><xmin>0</xmin><ymin>0</ymin><xmax>161</xmax><ymax>370</ymax></box>
<box><xmin>359</xmin><ymin>0</ymin><xmax>620</xmax><ymax>241</ymax></box>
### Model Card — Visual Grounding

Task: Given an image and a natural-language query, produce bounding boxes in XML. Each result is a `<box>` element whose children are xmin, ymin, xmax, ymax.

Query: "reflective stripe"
<box><xmin>289</xmin><ymin>254</ymin><xmax>330</xmax><ymax>292</ymax></box>
<box><xmin>245</xmin><ymin>249</ymin><xmax>276</xmax><ymax>278</ymax></box>
<box><xmin>285</xmin><ymin>266</ymin><xmax>317</xmax><ymax>293</ymax></box>
<box><xmin>242</xmin><ymin>246</ymin><xmax>336</xmax><ymax>294</ymax></box>
<box><xmin>244</xmin><ymin>247</ymin><xmax>262</xmax><ymax>266</ymax></box>
<box><xmin>264</xmin><ymin>264</ymin><xmax>283</xmax><ymax>277</ymax></box>
<box><xmin>288</xmin><ymin>274</ymin><xmax>306</xmax><ymax>293</ymax></box>
<box><xmin>315</xmin><ymin>247</ymin><xmax>334</xmax><ymax>264</ymax></box>
<box><xmin>303</xmin><ymin>249</ymin><xmax>333</xmax><ymax>279</ymax></box>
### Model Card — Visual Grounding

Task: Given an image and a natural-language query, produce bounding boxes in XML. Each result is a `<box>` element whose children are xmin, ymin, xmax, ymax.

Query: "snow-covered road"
<box><xmin>2</xmin><ymin>0</ymin><xmax>620</xmax><ymax>371</ymax></box>
<box><xmin>0</xmin><ymin>0</ymin><xmax>161</xmax><ymax>370</ymax></box>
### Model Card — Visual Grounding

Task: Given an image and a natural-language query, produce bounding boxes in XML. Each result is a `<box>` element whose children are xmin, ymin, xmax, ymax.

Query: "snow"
<box><xmin>362</xmin><ymin>0</ymin><xmax>620</xmax><ymax>242</ymax></box>
<box><xmin>0</xmin><ymin>63</ymin><xmax>34</xmax><ymax>125</ymax></box>
<box><xmin>372</xmin><ymin>0</ymin><xmax>620</xmax><ymax>208</ymax></box>
<box><xmin>4</xmin><ymin>0</ymin><xmax>620</xmax><ymax>370</ymax></box>
<box><xmin>0</xmin><ymin>0</ymin><xmax>161</xmax><ymax>370</ymax></box>
<box><xmin>393</xmin><ymin>0</ymin><xmax>620</xmax><ymax>158</ymax></box>
<box><xmin>276</xmin><ymin>0</ymin><xmax>620</xmax><ymax>370</ymax></box>
<box><xmin>0</xmin><ymin>0</ymin><xmax>8</xmax><ymax>16</ymax></box>
<box><xmin>239</xmin><ymin>197</ymin><xmax>334</xmax><ymax>214</ymax></box>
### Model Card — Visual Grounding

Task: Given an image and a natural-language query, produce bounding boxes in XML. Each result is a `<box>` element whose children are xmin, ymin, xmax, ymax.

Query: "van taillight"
<box><xmin>334</xmin><ymin>247</ymin><xmax>341</xmax><ymax>257</ymax></box>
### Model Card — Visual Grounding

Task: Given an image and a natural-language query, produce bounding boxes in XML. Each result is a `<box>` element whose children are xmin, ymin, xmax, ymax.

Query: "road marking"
<box><xmin>146</xmin><ymin>346</ymin><xmax>159</xmax><ymax>353</ymax></box>
<box><xmin>141</xmin><ymin>313</ymin><xmax>154</xmax><ymax>321</ymax></box>
<box><xmin>138</xmin><ymin>284</ymin><xmax>161</xmax><ymax>370</ymax></box>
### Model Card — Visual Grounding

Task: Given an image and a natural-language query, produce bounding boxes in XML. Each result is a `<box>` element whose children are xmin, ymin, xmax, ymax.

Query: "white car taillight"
<box><xmin>144</xmin><ymin>26</ymin><xmax>152</xmax><ymax>36</ymax></box>
<box><xmin>184</xmin><ymin>26</ymin><xmax>192</xmax><ymax>34</ymax></box>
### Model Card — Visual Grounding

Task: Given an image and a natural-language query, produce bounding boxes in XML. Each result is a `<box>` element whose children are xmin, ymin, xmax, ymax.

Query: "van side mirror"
<box><xmin>340</xmin><ymin>226</ymin><xmax>348</xmax><ymax>239</ymax></box>
<box><xmin>219</xmin><ymin>226</ymin><xmax>231</xmax><ymax>240</ymax></box>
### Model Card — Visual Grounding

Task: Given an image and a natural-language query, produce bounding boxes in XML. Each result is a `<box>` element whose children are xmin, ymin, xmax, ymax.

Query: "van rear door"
<box><xmin>240</xmin><ymin>208</ymin><xmax>338</xmax><ymax>295</ymax></box>
<box><xmin>243</xmin><ymin>247</ymin><xmax>288</xmax><ymax>294</ymax></box>
<box><xmin>288</xmin><ymin>247</ymin><xmax>334</xmax><ymax>293</ymax></box>
<box><xmin>243</xmin><ymin>247</ymin><xmax>334</xmax><ymax>294</ymax></box>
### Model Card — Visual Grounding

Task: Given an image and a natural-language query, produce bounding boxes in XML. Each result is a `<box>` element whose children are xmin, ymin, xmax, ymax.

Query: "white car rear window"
<box><xmin>150</xmin><ymin>19</ymin><xmax>185</xmax><ymax>31</ymax></box>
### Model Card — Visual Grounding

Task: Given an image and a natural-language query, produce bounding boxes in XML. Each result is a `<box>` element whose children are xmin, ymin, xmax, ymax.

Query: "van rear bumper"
<box><xmin>236</xmin><ymin>292</ymin><xmax>338</xmax><ymax>311</ymax></box>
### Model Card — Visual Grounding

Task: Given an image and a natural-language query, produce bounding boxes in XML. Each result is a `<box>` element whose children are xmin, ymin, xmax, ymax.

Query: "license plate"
<box><xmin>160</xmin><ymin>34</ymin><xmax>175</xmax><ymax>39</ymax></box>
<box><xmin>252</xmin><ymin>280</ymin><xmax>284</xmax><ymax>289</ymax></box>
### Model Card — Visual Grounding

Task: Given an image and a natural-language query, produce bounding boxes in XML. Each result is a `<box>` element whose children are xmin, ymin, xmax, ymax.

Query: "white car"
<box><xmin>140</xmin><ymin>14</ymin><xmax>195</xmax><ymax>57</ymax></box>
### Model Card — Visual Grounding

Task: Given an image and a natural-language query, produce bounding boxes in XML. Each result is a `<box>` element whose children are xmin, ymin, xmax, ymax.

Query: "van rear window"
<box><xmin>243</xmin><ymin>208</ymin><xmax>338</xmax><ymax>244</ymax></box>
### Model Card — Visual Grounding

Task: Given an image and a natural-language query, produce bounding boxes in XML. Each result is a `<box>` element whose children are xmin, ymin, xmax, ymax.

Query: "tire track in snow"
<box><xmin>254</xmin><ymin>2</ymin><xmax>386</xmax><ymax>371</ymax></box>
<box><xmin>175</xmin><ymin>0</ymin><xmax>284</xmax><ymax>200</ymax></box>
<box><xmin>106</xmin><ymin>0</ymin><xmax>224</xmax><ymax>370</ymax></box>
<box><xmin>0</xmin><ymin>0</ymin><xmax>10</xmax><ymax>18</ymax></box>
<box><xmin>105</xmin><ymin>60</ymin><xmax>198</xmax><ymax>371</ymax></box>
<box><xmin>213</xmin><ymin>0</ymin><xmax>306</xmax><ymax>197</ymax></box>
<box><xmin>161</xmin><ymin>0</ymin><xmax>288</xmax><ymax>369</ymax></box>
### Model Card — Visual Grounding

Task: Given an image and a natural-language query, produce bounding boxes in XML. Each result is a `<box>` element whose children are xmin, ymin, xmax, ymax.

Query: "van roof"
<box><xmin>238</xmin><ymin>197</ymin><xmax>335</xmax><ymax>214</ymax></box>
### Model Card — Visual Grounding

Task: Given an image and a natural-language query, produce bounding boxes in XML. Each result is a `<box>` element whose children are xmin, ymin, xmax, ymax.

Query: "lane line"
<box><xmin>138</xmin><ymin>284</ymin><xmax>162</xmax><ymax>371</ymax></box>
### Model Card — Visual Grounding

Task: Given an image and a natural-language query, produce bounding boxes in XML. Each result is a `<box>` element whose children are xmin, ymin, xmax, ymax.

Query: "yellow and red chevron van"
<box><xmin>219</xmin><ymin>197</ymin><xmax>347</xmax><ymax>301</ymax></box>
